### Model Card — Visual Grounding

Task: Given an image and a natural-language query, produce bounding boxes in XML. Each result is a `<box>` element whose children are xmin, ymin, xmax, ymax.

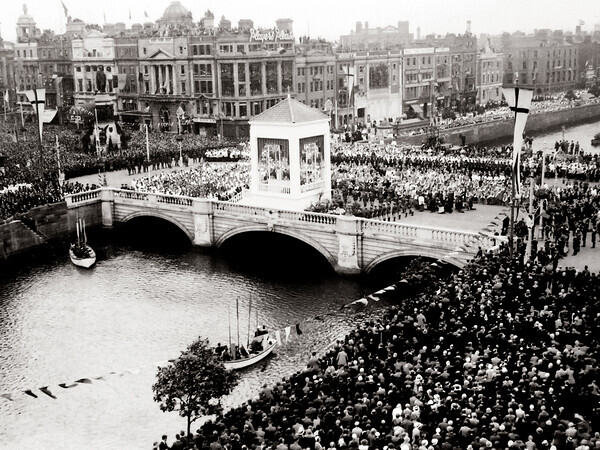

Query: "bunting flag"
<box><xmin>285</xmin><ymin>326</ymin><xmax>291</xmax><ymax>343</ymax></box>
<box><xmin>3</xmin><ymin>90</ymin><xmax>8</xmax><ymax>104</ymax></box>
<box><xmin>24</xmin><ymin>89</ymin><xmax>45</xmax><ymax>141</ymax></box>
<box><xmin>502</xmin><ymin>87</ymin><xmax>532</xmax><ymax>198</ymax></box>
<box><xmin>275</xmin><ymin>330</ymin><xmax>282</xmax><ymax>345</ymax></box>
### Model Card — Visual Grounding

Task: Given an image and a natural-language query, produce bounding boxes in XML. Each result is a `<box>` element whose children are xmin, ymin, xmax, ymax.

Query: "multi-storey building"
<box><xmin>402</xmin><ymin>47</ymin><xmax>449</xmax><ymax>118</ymax></box>
<box><xmin>577</xmin><ymin>35</ymin><xmax>600</xmax><ymax>88</ymax></box>
<box><xmin>113</xmin><ymin>37</ymin><xmax>140</xmax><ymax>123</ymax></box>
<box><xmin>0</xmin><ymin>38</ymin><xmax>15</xmax><ymax>109</ymax></box>
<box><xmin>501</xmin><ymin>30</ymin><xmax>579</xmax><ymax>94</ymax></box>
<box><xmin>37</xmin><ymin>35</ymin><xmax>74</xmax><ymax>114</ymax></box>
<box><xmin>437</xmin><ymin>34</ymin><xmax>478</xmax><ymax>112</ymax></box>
<box><xmin>294</xmin><ymin>40</ymin><xmax>336</xmax><ymax>113</ymax></box>
<box><xmin>14</xmin><ymin>7</ymin><xmax>40</xmax><ymax>105</ymax></box>
<box><xmin>476</xmin><ymin>45</ymin><xmax>503</xmax><ymax>103</ymax></box>
<box><xmin>72</xmin><ymin>30</ymin><xmax>117</xmax><ymax>121</ymax></box>
<box><xmin>137</xmin><ymin>35</ymin><xmax>191</xmax><ymax>130</ymax></box>
<box><xmin>339</xmin><ymin>21</ymin><xmax>412</xmax><ymax>52</ymax></box>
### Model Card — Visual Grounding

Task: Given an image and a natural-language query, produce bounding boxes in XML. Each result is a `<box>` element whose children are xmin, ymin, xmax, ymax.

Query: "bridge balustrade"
<box><xmin>113</xmin><ymin>190</ymin><xmax>149</xmax><ymax>201</ymax></box>
<box><xmin>65</xmin><ymin>189</ymin><xmax>102</xmax><ymax>206</ymax></box>
<box><xmin>361</xmin><ymin>220</ymin><xmax>419</xmax><ymax>238</ymax></box>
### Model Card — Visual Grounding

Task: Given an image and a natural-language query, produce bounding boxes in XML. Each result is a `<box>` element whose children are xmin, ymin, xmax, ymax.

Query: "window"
<box><xmin>266</xmin><ymin>61</ymin><xmax>278</xmax><ymax>94</ymax></box>
<box><xmin>200</xmin><ymin>80</ymin><xmax>213</xmax><ymax>94</ymax></box>
<box><xmin>181</xmin><ymin>82</ymin><xmax>186</xmax><ymax>94</ymax></box>
<box><xmin>144</xmin><ymin>66</ymin><xmax>148</xmax><ymax>74</ymax></box>
<box><xmin>145</xmin><ymin>81</ymin><xmax>150</xmax><ymax>93</ymax></box>
<box><xmin>238</xmin><ymin>64</ymin><xmax>246</xmax><ymax>96</ymax></box>
<box><xmin>76</xmin><ymin>66</ymin><xmax>82</xmax><ymax>72</ymax></box>
<box><xmin>220</xmin><ymin>63</ymin><xmax>234</xmax><ymax>96</ymax></box>
<box><xmin>237</xmin><ymin>45</ymin><xmax>245</xmax><ymax>53</ymax></box>
<box><xmin>16</xmin><ymin>50</ymin><xmax>20</xmax><ymax>58</ymax></box>
<box><xmin>143</xmin><ymin>48</ymin><xmax>147</xmax><ymax>55</ymax></box>
<box><xmin>181</xmin><ymin>65</ymin><xmax>185</xmax><ymax>75</ymax></box>
<box><xmin>250</xmin><ymin>62</ymin><xmax>262</xmax><ymax>95</ymax></box>
<box><xmin>77</xmin><ymin>79</ymin><xmax>83</xmax><ymax>91</ymax></box>
<box><xmin>179</xmin><ymin>46</ymin><xmax>184</xmax><ymax>54</ymax></box>
<box><xmin>219</xmin><ymin>44</ymin><xmax>233</xmax><ymax>53</ymax></box>
<box><xmin>239</xmin><ymin>102</ymin><xmax>247</xmax><ymax>117</ymax></box>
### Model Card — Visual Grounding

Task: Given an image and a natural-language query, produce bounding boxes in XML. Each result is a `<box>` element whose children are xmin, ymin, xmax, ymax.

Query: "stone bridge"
<box><xmin>65</xmin><ymin>188</ymin><xmax>500</xmax><ymax>275</ymax></box>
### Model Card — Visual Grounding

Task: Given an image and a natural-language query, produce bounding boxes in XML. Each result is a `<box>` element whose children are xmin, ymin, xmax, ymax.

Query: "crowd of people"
<box><xmin>0</xmin><ymin>118</ymin><xmax>244</xmax><ymax>221</ymax></box>
<box><xmin>131</xmin><ymin>162</ymin><xmax>250</xmax><ymax>201</ymax></box>
<box><xmin>153</xmin><ymin>232</ymin><xmax>600</xmax><ymax>450</ymax></box>
<box><xmin>392</xmin><ymin>91</ymin><xmax>600</xmax><ymax>138</ymax></box>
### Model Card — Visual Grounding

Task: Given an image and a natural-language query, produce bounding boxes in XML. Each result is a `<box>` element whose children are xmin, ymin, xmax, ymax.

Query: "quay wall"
<box><xmin>0</xmin><ymin>202</ymin><xmax>103</xmax><ymax>260</ymax></box>
<box><xmin>397</xmin><ymin>102</ymin><xmax>600</xmax><ymax>147</ymax></box>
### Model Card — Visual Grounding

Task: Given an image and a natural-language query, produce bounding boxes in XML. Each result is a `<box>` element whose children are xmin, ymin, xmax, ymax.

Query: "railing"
<box><xmin>66</xmin><ymin>189</ymin><xmax>102</xmax><ymax>205</ymax></box>
<box><xmin>258</xmin><ymin>183</ymin><xmax>291</xmax><ymax>194</ymax></box>
<box><xmin>361</xmin><ymin>218</ymin><xmax>485</xmax><ymax>247</ymax></box>
<box><xmin>156</xmin><ymin>194</ymin><xmax>193</xmax><ymax>206</ymax></box>
<box><xmin>279</xmin><ymin>210</ymin><xmax>337</xmax><ymax>226</ymax></box>
<box><xmin>300</xmin><ymin>181</ymin><xmax>325</xmax><ymax>193</ymax></box>
<box><xmin>114</xmin><ymin>190</ymin><xmax>148</xmax><ymax>201</ymax></box>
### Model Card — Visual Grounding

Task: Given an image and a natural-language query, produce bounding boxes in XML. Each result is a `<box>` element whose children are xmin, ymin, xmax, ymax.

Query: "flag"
<box><xmin>285</xmin><ymin>326</ymin><xmax>291</xmax><ymax>343</ymax></box>
<box><xmin>295</xmin><ymin>323</ymin><xmax>303</xmax><ymax>335</ymax></box>
<box><xmin>579</xmin><ymin>19</ymin><xmax>585</xmax><ymax>26</ymax></box>
<box><xmin>129</xmin><ymin>9</ymin><xmax>132</xmax><ymax>20</ymax></box>
<box><xmin>61</xmin><ymin>0</ymin><xmax>68</xmax><ymax>18</ymax></box>
<box><xmin>502</xmin><ymin>87</ymin><xmax>533</xmax><ymax>198</ymax></box>
<box><xmin>144</xmin><ymin>11</ymin><xmax>149</xmax><ymax>18</ymax></box>
<box><xmin>25</xmin><ymin>89</ymin><xmax>46</xmax><ymax>141</ymax></box>
<box><xmin>275</xmin><ymin>330</ymin><xmax>281</xmax><ymax>345</ymax></box>
<box><xmin>4</xmin><ymin>90</ymin><xmax>8</xmax><ymax>104</ymax></box>
<box><xmin>103</xmin><ymin>11</ymin><xmax>106</xmax><ymax>23</ymax></box>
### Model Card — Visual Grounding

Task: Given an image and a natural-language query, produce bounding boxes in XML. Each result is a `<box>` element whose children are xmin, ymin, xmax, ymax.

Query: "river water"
<box><xmin>1</xmin><ymin>119</ymin><xmax>599</xmax><ymax>449</ymax></box>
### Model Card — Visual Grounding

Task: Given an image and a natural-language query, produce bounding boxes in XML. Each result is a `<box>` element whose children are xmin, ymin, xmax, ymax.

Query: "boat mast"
<box><xmin>76</xmin><ymin>216</ymin><xmax>80</xmax><ymax>246</ymax></box>
<box><xmin>247</xmin><ymin>294</ymin><xmax>252</xmax><ymax>348</ymax></box>
<box><xmin>236</xmin><ymin>298</ymin><xmax>240</xmax><ymax>351</ymax></box>
<box><xmin>82</xmin><ymin>219</ymin><xmax>87</xmax><ymax>245</ymax></box>
<box><xmin>228</xmin><ymin>304</ymin><xmax>232</xmax><ymax>351</ymax></box>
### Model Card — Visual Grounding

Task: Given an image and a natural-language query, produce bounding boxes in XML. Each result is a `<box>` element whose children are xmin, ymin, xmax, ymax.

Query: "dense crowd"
<box><xmin>131</xmin><ymin>162</ymin><xmax>250</xmax><ymax>201</ymax></box>
<box><xmin>0</xmin><ymin>119</ymin><xmax>244</xmax><ymax>221</ymax></box>
<box><xmin>393</xmin><ymin>91</ymin><xmax>600</xmax><ymax>138</ymax></box>
<box><xmin>154</xmin><ymin>235</ymin><xmax>600</xmax><ymax>450</ymax></box>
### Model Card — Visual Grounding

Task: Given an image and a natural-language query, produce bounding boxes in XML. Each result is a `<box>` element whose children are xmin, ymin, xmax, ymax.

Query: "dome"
<box><xmin>17</xmin><ymin>4</ymin><xmax>35</xmax><ymax>25</ymax></box>
<box><xmin>161</xmin><ymin>1</ymin><xmax>192</xmax><ymax>22</ymax></box>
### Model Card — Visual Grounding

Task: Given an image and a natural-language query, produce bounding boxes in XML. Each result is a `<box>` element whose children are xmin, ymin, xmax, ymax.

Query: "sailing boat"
<box><xmin>221</xmin><ymin>297</ymin><xmax>276</xmax><ymax>371</ymax></box>
<box><xmin>69</xmin><ymin>217</ymin><xmax>96</xmax><ymax>268</ymax></box>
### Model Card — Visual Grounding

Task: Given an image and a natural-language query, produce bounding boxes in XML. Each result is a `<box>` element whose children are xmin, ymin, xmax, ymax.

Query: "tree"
<box><xmin>152</xmin><ymin>338</ymin><xmax>238</xmax><ymax>437</ymax></box>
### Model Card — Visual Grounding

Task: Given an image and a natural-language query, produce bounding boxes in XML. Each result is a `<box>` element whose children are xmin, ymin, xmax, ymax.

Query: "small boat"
<box><xmin>70</xmin><ymin>217</ymin><xmax>96</xmax><ymax>268</ymax></box>
<box><xmin>223</xmin><ymin>335</ymin><xmax>277</xmax><ymax>371</ymax></box>
<box><xmin>220</xmin><ymin>298</ymin><xmax>276</xmax><ymax>370</ymax></box>
<box><xmin>591</xmin><ymin>132</ymin><xmax>600</xmax><ymax>146</ymax></box>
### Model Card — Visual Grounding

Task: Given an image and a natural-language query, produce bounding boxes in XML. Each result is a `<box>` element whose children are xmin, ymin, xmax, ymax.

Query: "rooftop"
<box><xmin>250</xmin><ymin>97</ymin><xmax>329</xmax><ymax>124</ymax></box>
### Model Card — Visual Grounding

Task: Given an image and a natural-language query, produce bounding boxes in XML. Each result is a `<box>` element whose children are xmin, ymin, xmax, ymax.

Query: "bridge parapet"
<box><xmin>65</xmin><ymin>189</ymin><xmax>103</xmax><ymax>208</ymax></box>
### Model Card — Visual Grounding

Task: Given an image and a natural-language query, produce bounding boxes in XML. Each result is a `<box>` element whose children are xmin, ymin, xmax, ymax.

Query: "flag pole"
<box><xmin>145</xmin><ymin>123</ymin><xmax>150</xmax><ymax>162</ymax></box>
<box><xmin>33</xmin><ymin>88</ymin><xmax>44</xmax><ymax>175</ymax></box>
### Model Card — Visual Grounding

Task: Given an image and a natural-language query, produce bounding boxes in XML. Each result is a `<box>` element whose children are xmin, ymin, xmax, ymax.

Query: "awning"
<box><xmin>411</xmin><ymin>104</ymin><xmax>423</xmax><ymax>114</ymax></box>
<box><xmin>42</xmin><ymin>109</ymin><xmax>58</xmax><ymax>123</ymax></box>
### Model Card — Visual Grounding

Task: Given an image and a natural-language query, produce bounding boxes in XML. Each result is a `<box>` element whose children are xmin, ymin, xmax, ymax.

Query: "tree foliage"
<box><xmin>152</xmin><ymin>337</ymin><xmax>238</xmax><ymax>436</ymax></box>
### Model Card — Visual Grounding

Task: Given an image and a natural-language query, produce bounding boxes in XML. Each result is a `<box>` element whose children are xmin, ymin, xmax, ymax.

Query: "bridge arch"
<box><xmin>364</xmin><ymin>249</ymin><xmax>467</xmax><ymax>274</ymax></box>
<box><xmin>120</xmin><ymin>211</ymin><xmax>194</xmax><ymax>242</ymax></box>
<box><xmin>217</xmin><ymin>225</ymin><xmax>337</xmax><ymax>269</ymax></box>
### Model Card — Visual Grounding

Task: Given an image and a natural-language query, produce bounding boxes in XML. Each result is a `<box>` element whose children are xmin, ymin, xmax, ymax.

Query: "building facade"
<box><xmin>477</xmin><ymin>45</ymin><xmax>504</xmax><ymax>104</ymax></box>
<box><xmin>501</xmin><ymin>31</ymin><xmax>579</xmax><ymax>94</ymax></box>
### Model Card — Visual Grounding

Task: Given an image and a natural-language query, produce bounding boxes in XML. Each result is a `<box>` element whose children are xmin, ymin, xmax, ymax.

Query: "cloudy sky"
<box><xmin>1</xmin><ymin>0</ymin><xmax>598</xmax><ymax>42</ymax></box>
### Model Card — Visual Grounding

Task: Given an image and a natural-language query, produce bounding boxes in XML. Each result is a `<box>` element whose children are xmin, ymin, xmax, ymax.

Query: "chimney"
<box><xmin>417</xmin><ymin>27</ymin><xmax>421</xmax><ymax>40</ymax></box>
<box><xmin>356</xmin><ymin>21</ymin><xmax>362</xmax><ymax>33</ymax></box>
<box><xmin>467</xmin><ymin>20</ymin><xmax>471</xmax><ymax>34</ymax></box>
<box><xmin>365</xmin><ymin>21</ymin><xmax>369</xmax><ymax>31</ymax></box>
